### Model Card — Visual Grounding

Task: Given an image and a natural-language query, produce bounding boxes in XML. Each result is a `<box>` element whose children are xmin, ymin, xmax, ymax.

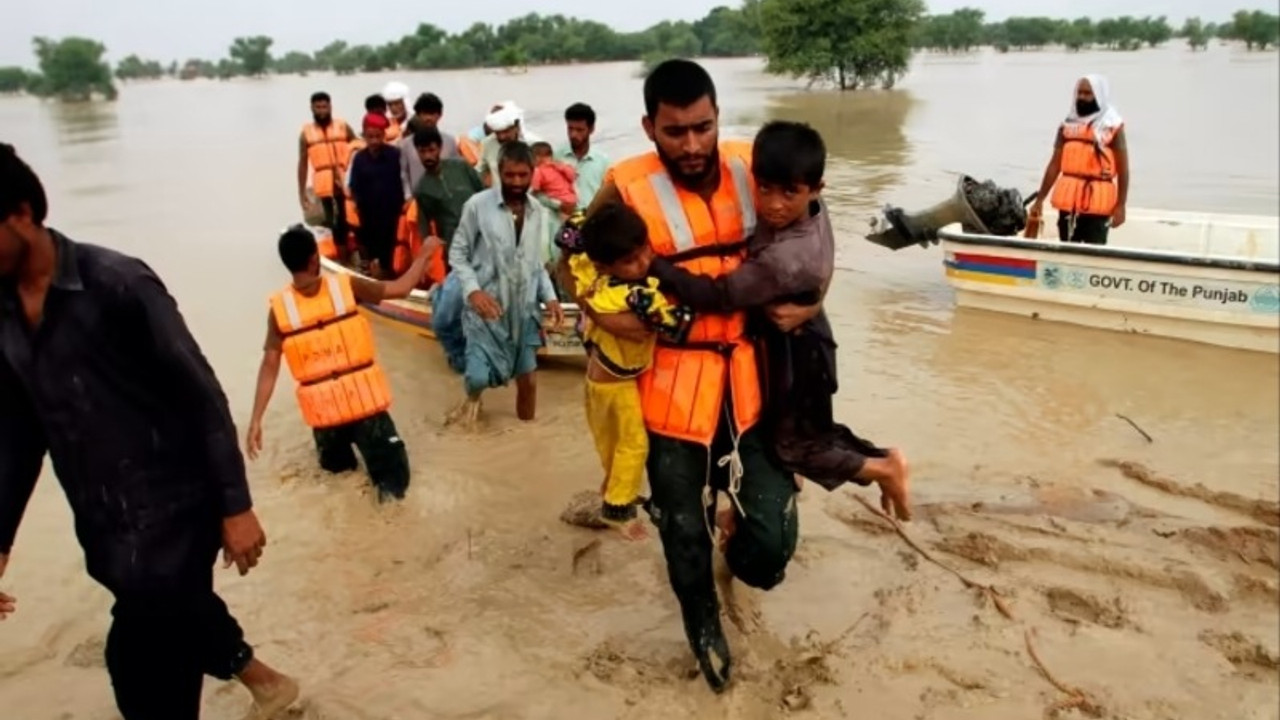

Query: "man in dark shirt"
<box><xmin>0</xmin><ymin>144</ymin><xmax>297</xmax><ymax>719</ymax></box>
<box><xmin>348</xmin><ymin>112</ymin><xmax>405</xmax><ymax>278</ymax></box>
<box><xmin>412</xmin><ymin>126</ymin><xmax>484</xmax><ymax>267</ymax></box>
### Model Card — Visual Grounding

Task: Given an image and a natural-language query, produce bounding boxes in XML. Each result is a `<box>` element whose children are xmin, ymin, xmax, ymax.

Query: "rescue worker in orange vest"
<box><xmin>297</xmin><ymin>91</ymin><xmax>356</xmax><ymax>245</ymax></box>
<box><xmin>245</xmin><ymin>226</ymin><xmax>434</xmax><ymax>503</ymax></box>
<box><xmin>564</xmin><ymin>60</ymin><xmax>825</xmax><ymax>693</ymax></box>
<box><xmin>1029</xmin><ymin>74</ymin><xmax>1129</xmax><ymax>245</ymax></box>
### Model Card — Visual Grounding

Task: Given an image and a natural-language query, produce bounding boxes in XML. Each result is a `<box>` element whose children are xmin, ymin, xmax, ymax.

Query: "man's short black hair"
<box><xmin>752</xmin><ymin>121</ymin><xmax>826</xmax><ymax>189</ymax></box>
<box><xmin>365</xmin><ymin>94</ymin><xmax>387</xmax><ymax>113</ymax></box>
<box><xmin>498</xmin><ymin>141</ymin><xmax>534</xmax><ymax>170</ymax></box>
<box><xmin>0</xmin><ymin>144</ymin><xmax>48</xmax><ymax>225</ymax></box>
<box><xmin>530</xmin><ymin>141</ymin><xmax>553</xmax><ymax>156</ymax></box>
<box><xmin>310</xmin><ymin>91</ymin><xmax>331</xmax><ymax>104</ymax></box>
<box><xmin>643</xmin><ymin>59</ymin><xmax>717</xmax><ymax>119</ymax></box>
<box><xmin>564</xmin><ymin>102</ymin><xmax>596</xmax><ymax>128</ymax></box>
<box><xmin>581</xmin><ymin>203</ymin><xmax>648</xmax><ymax>266</ymax></box>
<box><xmin>278</xmin><ymin>225</ymin><xmax>318</xmax><ymax>273</ymax></box>
<box><xmin>414</xmin><ymin>92</ymin><xmax>443</xmax><ymax>115</ymax></box>
<box><xmin>414</xmin><ymin>126</ymin><xmax>443</xmax><ymax>149</ymax></box>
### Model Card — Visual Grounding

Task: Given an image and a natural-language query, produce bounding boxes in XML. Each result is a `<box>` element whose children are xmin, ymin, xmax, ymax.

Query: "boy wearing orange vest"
<box><xmin>245</xmin><ymin>226</ymin><xmax>432</xmax><ymax>502</ymax></box>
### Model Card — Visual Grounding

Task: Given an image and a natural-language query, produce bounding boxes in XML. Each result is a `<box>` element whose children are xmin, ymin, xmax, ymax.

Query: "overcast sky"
<box><xmin>1</xmin><ymin>0</ymin><xmax>1267</xmax><ymax>68</ymax></box>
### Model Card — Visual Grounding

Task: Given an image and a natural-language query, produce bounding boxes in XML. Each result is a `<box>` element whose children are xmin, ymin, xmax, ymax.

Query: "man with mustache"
<box><xmin>1029</xmin><ymin>74</ymin><xmax>1130</xmax><ymax>245</ymax></box>
<box><xmin>445</xmin><ymin>141</ymin><xmax>563</xmax><ymax>427</ymax></box>
<box><xmin>296</xmin><ymin>91</ymin><xmax>356</xmax><ymax>242</ymax></box>
<box><xmin>562</xmin><ymin>59</ymin><xmax>825</xmax><ymax>693</ymax></box>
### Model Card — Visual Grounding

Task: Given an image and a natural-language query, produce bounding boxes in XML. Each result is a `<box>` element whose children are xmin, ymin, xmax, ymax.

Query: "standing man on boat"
<box><xmin>557</xmin><ymin>102</ymin><xmax>609</xmax><ymax>211</ymax></box>
<box><xmin>445</xmin><ymin>141</ymin><xmax>563</xmax><ymax>427</ymax></box>
<box><xmin>413</xmin><ymin>126</ymin><xmax>484</xmax><ymax>266</ymax></box>
<box><xmin>0</xmin><ymin>144</ymin><xmax>299</xmax><ymax>719</ymax></box>
<box><xmin>246</xmin><ymin>226</ymin><xmax>430</xmax><ymax>502</ymax></box>
<box><xmin>381</xmin><ymin>81</ymin><xmax>411</xmax><ymax>143</ymax></box>
<box><xmin>568</xmin><ymin>59</ymin><xmax>829</xmax><ymax>693</ymax></box>
<box><xmin>297</xmin><ymin>91</ymin><xmax>356</xmax><ymax>241</ymax></box>
<box><xmin>1029</xmin><ymin>74</ymin><xmax>1129</xmax><ymax>245</ymax></box>
<box><xmin>400</xmin><ymin>93</ymin><xmax>461</xmax><ymax>198</ymax></box>
<box><xmin>475</xmin><ymin>102</ymin><xmax>541</xmax><ymax>188</ymax></box>
<box><xmin>348</xmin><ymin>113</ymin><xmax>404</xmax><ymax>278</ymax></box>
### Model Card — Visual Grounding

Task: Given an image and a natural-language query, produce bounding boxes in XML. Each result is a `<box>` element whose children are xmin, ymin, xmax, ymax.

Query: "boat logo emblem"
<box><xmin>1067</xmin><ymin>269</ymin><xmax>1087</xmax><ymax>289</ymax></box>
<box><xmin>1041</xmin><ymin>264</ymin><xmax>1061</xmax><ymax>289</ymax></box>
<box><xmin>1250</xmin><ymin>285</ymin><xmax>1280</xmax><ymax>313</ymax></box>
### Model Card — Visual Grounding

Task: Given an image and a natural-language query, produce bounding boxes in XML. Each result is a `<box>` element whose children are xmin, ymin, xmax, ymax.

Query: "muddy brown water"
<box><xmin>1</xmin><ymin>48</ymin><xmax>1277</xmax><ymax>719</ymax></box>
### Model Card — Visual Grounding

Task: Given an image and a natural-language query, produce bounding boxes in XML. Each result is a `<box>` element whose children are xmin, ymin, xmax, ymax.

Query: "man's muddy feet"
<box><xmin>690</xmin><ymin>611</ymin><xmax>732</xmax><ymax>693</ymax></box>
<box><xmin>237</xmin><ymin>661</ymin><xmax>299</xmax><ymax>720</ymax></box>
<box><xmin>443</xmin><ymin>397</ymin><xmax>482</xmax><ymax>430</ymax></box>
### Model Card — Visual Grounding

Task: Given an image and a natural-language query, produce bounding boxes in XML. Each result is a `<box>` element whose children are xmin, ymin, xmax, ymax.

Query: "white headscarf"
<box><xmin>485</xmin><ymin>103</ymin><xmax>523</xmax><ymax>132</ymax></box>
<box><xmin>1065</xmin><ymin>74</ymin><xmax>1123</xmax><ymax>145</ymax></box>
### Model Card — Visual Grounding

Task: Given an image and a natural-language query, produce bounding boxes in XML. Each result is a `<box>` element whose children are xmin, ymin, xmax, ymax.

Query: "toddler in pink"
<box><xmin>531</xmin><ymin>141</ymin><xmax>578</xmax><ymax>217</ymax></box>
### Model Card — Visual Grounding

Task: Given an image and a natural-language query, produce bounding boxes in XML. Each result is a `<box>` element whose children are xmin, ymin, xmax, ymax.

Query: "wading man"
<box><xmin>1029</xmin><ymin>74</ymin><xmax>1129</xmax><ymax>245</ymax></box>
<box><xmin>570</xmin><ymin>59</ymin><xmax>830</xmax><ymax>692</ymax></box>
<box><xmin>297</xmin><ymin>91</ymin><xmax>356</xmax><ymax>241</ymax></box>
<box><xmin>0</xmin><ymin>144</ymin><xmax>298</xmax><ymax>719</ymax></box>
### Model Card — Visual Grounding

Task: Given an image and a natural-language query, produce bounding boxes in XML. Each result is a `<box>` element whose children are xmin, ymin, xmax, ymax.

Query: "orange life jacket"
<box><xmin>303</xmin><ymin>119</ymin><xmax>351</xmax><ymax>199</ymax></box>
<box><xmin>458</xmin><ymin>135</ymin><xmax>481</xmax><ymax>166</ymax></box>
<box><xmin>342</xmin><ymin>139</ymin><xmax>366</xmax><ymax>229</ymax></box>
<box><xmin>392</xmin><ymin>200</ymin><xmax>446</xmax><ymax>287</ymax></box>
<box><xmin>1051</xmin><ymin>122</ymin><xmax>1121</xmax><ymax>216</ymax></box>
<box><xmin>314</xmin><ymin>227</ymin><xmax>339</xmax><ymax>260</ymax></box>
<box><xmin>609</xmin><ymin>141</ymin><xmax>762</xmax><ymax>446</ymax></box>
<box><xmin>269</xmin><ymin>273</ymin><xmax>392</xmax><ymax>428</ymax></box>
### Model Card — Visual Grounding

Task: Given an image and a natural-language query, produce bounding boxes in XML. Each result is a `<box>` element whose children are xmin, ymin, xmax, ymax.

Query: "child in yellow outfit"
<box><xmin>558</xmin><ymin>204</ymin><xmax>693</xmax><ymax>539</ymax></box>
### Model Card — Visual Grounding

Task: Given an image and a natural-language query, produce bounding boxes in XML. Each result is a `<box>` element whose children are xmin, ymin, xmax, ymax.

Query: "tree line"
<box><xmin>0</xmin><ymin>3</ymin><xmax>1276</xmax><ymax>100</ymax></box>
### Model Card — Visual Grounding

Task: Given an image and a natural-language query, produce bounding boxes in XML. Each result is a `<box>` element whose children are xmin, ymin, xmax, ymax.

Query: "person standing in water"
<box><xmin>568</xmin><ymin>59</ymin><xmax>828</xmax><ymax>692</ymax></box>
<box><xmin>0</xmin><ymin>144</ymin><xmax>298</xmax><ymax>719</ymax></box>
<box><xmin>446</xmin><ymin>141</ymin><xmax>564</xmax><ymax>427</ymax></box>
<box><xmin>1029</xmin><ymin>74</ymin><xmax>1129</xmax><ymax>245</ymax></box>
<box><xmin>348</xmin><ymin>112</ymin><xmax>404</xmax><ymax>277</ymax></box>
<box><xmin>297</xmin><ymin>91</ymin><xmax>356</xmax><ymax>241</ymax></box>
<box><xmin>246</xmin><ymin>225</ymin><xmax>430</xmax><ymax>502</ymax></box>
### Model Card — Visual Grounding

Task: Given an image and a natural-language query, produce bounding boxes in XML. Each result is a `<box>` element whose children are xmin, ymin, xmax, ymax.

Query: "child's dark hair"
<box><xmin>365</xmin><ymin>94</ymin><xmax>387</xmax><ymax>113</ymax></box>
<box><xmin>530</xmin><ymin>141</ymin><xmax>553</xmax><ymax>156</ymax></box>
<box><xmin>278</xmin><ymin>225</ymin><xmax>318</xmax><ymax>272</ymax></box>
<box><xmin>580</xmin><ymin>204</ymin><xmax>648</xmax><ymax>266</ymax></box>
<box><xmin>752</xmin><ymin>121</ymin><xmax>826</xmax><ymax>189</ymax></box>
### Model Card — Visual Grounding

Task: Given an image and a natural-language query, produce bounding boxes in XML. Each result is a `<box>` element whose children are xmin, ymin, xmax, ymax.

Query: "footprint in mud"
<box><xmin>580</xmin><ymin>640</ymin><xmax>692</xmax><ymax>699</ymax></box>
<box><xmin>64</xmin><ymin>634</ymin><xmax>107</xmax><ymax>669</ymax></box>
<box><xmin>1043</xmin><ymin>587</ymin><xmax>1131</xmax><ymax>630</ymax></box>
<box><xmin>1199</xmin><ymin>630</ymin><xmax>1280</xmax><ymax>679</ymax></box>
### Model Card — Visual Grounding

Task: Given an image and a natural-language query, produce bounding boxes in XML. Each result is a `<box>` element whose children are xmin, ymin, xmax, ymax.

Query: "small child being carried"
<box><xmin>530</xmin><ymin>141</ymin><xmax>578</xmax><ymax>219</ymax></box>
<box><xmin>555</xmin><ymin>205</ymin><xmax>694</xmax><ymax>539</ymax></box>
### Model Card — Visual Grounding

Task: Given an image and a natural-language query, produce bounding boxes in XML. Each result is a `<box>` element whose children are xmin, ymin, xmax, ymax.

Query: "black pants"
<box><xmin>1057</xmin><ymin>212</ymin><xmax>1110</xmax><ymax>245</ymax></box>
<box><xmin>102</xmin><ymin>523</ymin><xmax>252</xmax><ymax>719</ymax></box>
<box><xmin>314</xmin><ymin>411</ymin><xmax>410</xmax><ymax>499</ymax></box>
<box><xmin>320</xmin><ymin>192</ymin><xmax>348</xmax><ymax>247</ymax></box>
<box><xmin>357</xmin><ymin>216</ymin><xmax>398</xmax><ymax>272</ymax></box>
<box><xmin>646</xmin><ymin>418</ymin><xmax>798</xmax><ymax>654</ymax></box>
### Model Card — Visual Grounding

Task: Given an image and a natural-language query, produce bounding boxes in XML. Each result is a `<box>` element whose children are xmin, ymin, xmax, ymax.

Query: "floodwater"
<box><xmin>1</xmin><ymin>45</ymin><xmax>1278</xmax><ymax>719</ymax></box>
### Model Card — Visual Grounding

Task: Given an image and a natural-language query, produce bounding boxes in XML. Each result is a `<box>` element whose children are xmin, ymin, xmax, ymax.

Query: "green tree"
<box><xmin>312</xmin><ymin>40</ymin><xmax>348</xmax><ymax>70</ymax></box>
<box><xmin>115</xmin><ymin>54</ymin><xmax>165</xmax><ymax>80</ymax></box>
<box><xmin>494</xmin><ymin>44</ymin><xmax>528</xmax><ymax>68</ymax></box>
<box><xmin>0</xmin><ymin>67</ymin><xmax>30</xmax><ymax>94</ymax></box>
<box><xmin>694</xmin><ymin>5</ymin><xmax>761</xmax><ymax>56</ymax></box>
<box><xmin>1222</xmin><ymin>10</ymin><xmax>1280</xmax><ymax>50</ymax></box>
<box><xmin>1135</xmin><ymin>16</ymin><xmax>1173</xmax><ymax>47</ymax></box>
<box><xmin>760</xmin><ymin>0</ymin><xmax>924</xmax><ymax>90</ymax></box>
<box><xmin>1180</xmin><ymin>17</ymin><xmax>1211</xmax><ymax>50</ymax></box>
<box><xmin>229</xmin><ymin>36</ymin><xmax>273</xmax><ymax>76</ymax></box>
<box><xmin>1060</xmin><ymin>17</ymin><xmax>1095</xmax><ymax>51</ymax></box>
<box><xmin>30</xmin><ymin>36</ymin><xmax>116</xmax><ymax>100</ymax></box>
<box><xmin>273</xmin><ymin>51</ymin><xmax>316</xmax><ymax>75</ymax></box>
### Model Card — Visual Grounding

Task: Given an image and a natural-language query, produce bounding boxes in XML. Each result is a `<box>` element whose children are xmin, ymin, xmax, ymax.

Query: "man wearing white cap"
<box><xmin>381</xmin><ymin>81</ymin><xmax>411</xmax><ymax>143</ymax></box>
<box><xmin>474</xmin><ymin>101</ymin><xmax>540</xmax><ymax>187</ymax></box>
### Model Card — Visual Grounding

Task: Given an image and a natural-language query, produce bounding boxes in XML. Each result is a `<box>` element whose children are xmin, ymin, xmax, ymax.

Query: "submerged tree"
<box><xmin>1222</xmin><ymin>10</ymin><xmax>1280</xmax><ymax>50</ymax></box>
<box><xmin>229</xmin><ymin>36</ymin><xmax>274</xmax><ymax>76</ymax></box>
<box><xmin>30</xmin><ymin>36</ymin><xmax>116</xmax><ymax>100</ymax></box>
<box><xmin>760</xmin><ymin>0</ymin><xmax>925</xmax><ymax>90</ymax></box>
<box><xmin>1180</xmin><ymin>18</ymin><xmax>1212</xmax><ymax>51</ymax></box>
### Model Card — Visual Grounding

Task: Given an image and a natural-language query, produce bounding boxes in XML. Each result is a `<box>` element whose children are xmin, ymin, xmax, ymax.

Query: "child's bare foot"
<box><xmin>236</xmin><ymin>659</ymin><xmax>299</xmax><ymax>720</ymax></box>
<box><xmin>609</xmin><ymin>518</ymin><xmax>648</xmax><ymax>541</ymax></box>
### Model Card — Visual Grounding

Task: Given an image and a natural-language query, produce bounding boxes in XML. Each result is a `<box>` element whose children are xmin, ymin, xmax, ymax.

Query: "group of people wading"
<box><xmin>0</xmin><ymin>58</ymin><xmax>1129</xmax><ymax>718</ymax></box>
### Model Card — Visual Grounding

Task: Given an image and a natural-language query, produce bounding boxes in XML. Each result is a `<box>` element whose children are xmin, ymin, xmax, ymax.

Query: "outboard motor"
<box><xmin>866</xmin><ymin>175</ymin><xmax>1031</xmax><ymax>250</ymax></box>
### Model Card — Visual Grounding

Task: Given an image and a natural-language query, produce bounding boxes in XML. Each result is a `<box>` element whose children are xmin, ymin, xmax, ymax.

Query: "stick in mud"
<box><xmin>1115</xmin><ymin>413</ymin><xmax>1154</xmax><ymax>443</ymax></box>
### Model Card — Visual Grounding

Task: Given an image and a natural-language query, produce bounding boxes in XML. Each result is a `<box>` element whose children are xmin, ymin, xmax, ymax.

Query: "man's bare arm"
<box><xmin>1113</xmin><ymin>128</ymin><xmax>1129</xmax><ymax>209</ymax></box>
<box><xmin>297</xmin><ymin>133</ymin><xmax>309</xmax><ymax>201</ymax></box>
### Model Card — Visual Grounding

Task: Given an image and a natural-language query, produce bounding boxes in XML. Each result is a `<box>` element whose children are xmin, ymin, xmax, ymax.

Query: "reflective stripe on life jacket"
<box><xmin>1051</xmin><ymin>122</ymin><xmax>1121</xmax><ymax>216</ymax></box>
<box><xmin>269</xmin><ymin>273</ymin><xmax>391</xmax><ymax>428</ymax></box>
<box><xmin>609</xmin><ymin>141</ymin><xmax>762</xmax><ymax>446</ymax></box>
<box><xmin>303</xmin><ymin>119</ymin><xmax>351</xmax><ymax>199</ymax></box>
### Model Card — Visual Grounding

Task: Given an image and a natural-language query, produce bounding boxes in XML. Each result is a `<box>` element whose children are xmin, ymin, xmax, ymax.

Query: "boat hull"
<box><xmin>939</xmin><ymin>232</ymin><xmax>1280</xmax><ymax>353</ymax></box>
<box><xmin>319</xmin><ymin>256</ymin><xmax>585</xmax><ymax>356</ymax></box>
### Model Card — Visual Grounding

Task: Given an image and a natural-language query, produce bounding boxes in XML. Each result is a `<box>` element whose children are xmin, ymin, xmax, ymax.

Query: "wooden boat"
<box><xmin>938</xmin><ymin>208</ymin><xmax>1280</xmax><ymax>353</ymax></box>
<box><xmin>318</xmin><ymin>255</ymin><xmax>586</xmax><ymax>357</ymax></box>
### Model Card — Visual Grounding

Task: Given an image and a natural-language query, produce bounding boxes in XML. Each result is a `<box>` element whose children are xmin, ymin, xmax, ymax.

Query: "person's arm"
<box><xmin>296</xmin><ymin>132</ymin><xmax>309</xmax><ymax>204</ymax></box>
<box><xmin>448</xmin><ymin>197</ymin><xmax>483</xmax><ymax>299</ymax></box>
<box><xmin>557</xmin><ymin>253</ymin><xmax>650</xmax><ymax>342</ymax></box>
<box><xmin>1113</xmin><ymin>127</ymin><xmax>1129</xmax><ymax>225</ymax></box>
<box><xmin>400</xmin><ymin>141</ymin><xmax>414</xmax><ymax>200</ymax></box>
<box><xmin>651</xmin><ymin>241</ymin><xmax>823</xmax><ymax>313</ymax></box>
<box><xmin>347</xmin><ymin>151</ymin><xmax>363</xmax><ymax>204</ymax></box>
<box><xmin>0</xmin><ymin>368</ymin><xmax>47</xmax><ymax>556</ymax></box>
<box><xmin>245</xmin><ymin>313</ymin><xmax>283</xmax><ymax>461</ymax></box>
<box><xmin>351</xmin><ymin>250</ymin><xmax>430</xmax><ymax>302</ymax></box>
<box><xmin>123</xmin><ymin>264</ymin><xmax>252</xmax><ymax>518</ymax></box>
<box><xmin>475</xmin><ymin>141</ymin><xmax>492</xmax><ymax>187</ymax></box>
<box><xmin>537</xmin><ymin>264</ymin><xmax>557</xmax><ymax>304</ymax></box>
<box><xmin>1033</xmin><ymin>128</ymin><xmax>1065</xmax><ymax>210</ymax></box>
